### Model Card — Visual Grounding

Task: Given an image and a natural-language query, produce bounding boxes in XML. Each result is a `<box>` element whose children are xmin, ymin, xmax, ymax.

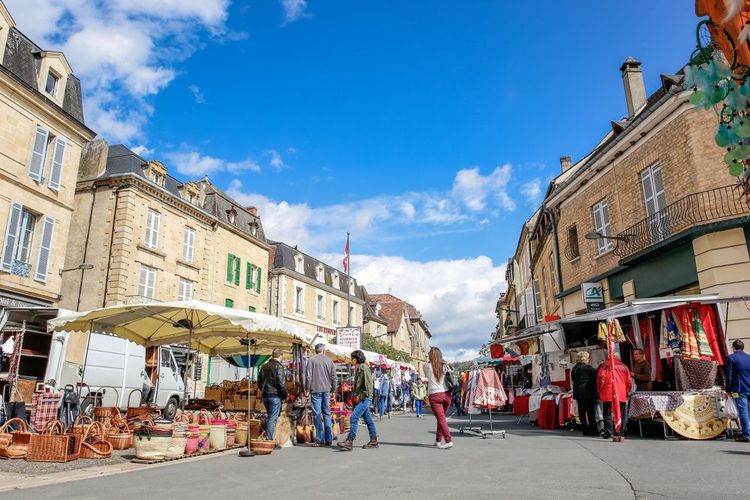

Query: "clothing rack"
<box><xmin>459</xmin><ymin>367</ymin><xmax>506</xmax><ymax>439</ymax></box>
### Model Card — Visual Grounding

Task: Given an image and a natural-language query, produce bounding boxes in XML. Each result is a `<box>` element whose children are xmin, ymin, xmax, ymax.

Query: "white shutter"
<box><xmin>1</xmin><ymin>202</ymin><xmax>23</xmax><ymax>271</ymax></box>
<box><xmin>145</xmin><ymin>210</ymin><xmax>160</xmax><ymax>249</ymax></box>
<box><xmin>47</xmin><ymin>138</ymin><xmax>66</xmax><ymax>191</ymax></box>
<box><xmin>29</xmin><ymin>127</ymin><xmax>49</xmax><ymax>182</ymax></box>
<box><xmin>533</xmin><ymin>279</ymin><xmax>543</xmax><ymax>321</ymax></box>
<box><xmin>34</xmin><ymin>216</ymin><xmax>55</xmax><ymax>282</ymax></box>
<box><xmin>525</xmin><ymin>286</ymin><xmax>536</xmax><ymax>326</ymax></box>
<box><xmin>183</xmin><ymin>227</ymin><xmax>195</xmax><ymax>262</ymax></box>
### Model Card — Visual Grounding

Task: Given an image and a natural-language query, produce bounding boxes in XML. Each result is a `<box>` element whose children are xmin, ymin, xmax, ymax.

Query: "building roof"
<box><xmin>269</xmin><ymin>241</ymin><xmax>365</xmax><ymax>300</ymax></box>
<box><xmin>369</xmin><ymin>293</ymin><xmax>430</xmax><ymax>336</ymax></box>
<box><xmin>1</xmin><ymin>26</ymin><xmax>86</xmax><ymax>125</ymax></box>
<box><xmin>96</xmin><ymin>144</ymin><xmax>267</xmax><ymax>243</ymax></box>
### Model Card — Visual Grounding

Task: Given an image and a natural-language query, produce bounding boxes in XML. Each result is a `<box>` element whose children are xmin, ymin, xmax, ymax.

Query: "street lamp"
<box><xmin>584</xmin><ymin>231</ymin><xmax>630</xmax><ymax>242</ymax></box>
<box><xmin>59</xmin><ymin>263</ymin><xmax>93</xmax><ymax>275</ymax></box>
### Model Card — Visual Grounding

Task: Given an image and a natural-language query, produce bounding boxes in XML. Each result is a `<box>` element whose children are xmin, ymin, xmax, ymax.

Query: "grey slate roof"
<box><xmin>1</xmin><ymin>27</ymin><xmax>85</xmax><ymax>124</ymax></box>
<box><xmin>269</xmin><ymin>241</ymin><xmax>365</xmax><ymax>300</ymax></box>
<box><xmin>97</xmin><ymin>144</ymin><xmax>267</xmax><ymax>243</ymax></box>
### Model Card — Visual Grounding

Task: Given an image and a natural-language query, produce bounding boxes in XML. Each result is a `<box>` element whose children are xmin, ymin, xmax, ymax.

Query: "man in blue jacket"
<box><xmin>727</xmin><ymin>339</ymin><xmax>750</xmax><ymax>442</ymax></box>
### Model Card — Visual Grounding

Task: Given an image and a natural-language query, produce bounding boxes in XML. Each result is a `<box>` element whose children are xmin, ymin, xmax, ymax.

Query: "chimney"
<box><xmin>246</xmin><ymin>206</ymin><xmax>258</xmax><ymax>216</ymax></box>
<box><xmin>560</xmin><ymin>155</ymin><xmax>572</xmax><ymax>173</ymax></box>
<box><xmin>78</xmin><ymin>139</ymin><xmax>109</xmax><ymax>180</ymax></box>
<box><xmin>620</xmin><ymin>57</ymin><xmax>646</xmax><ymax>117</ymax></box>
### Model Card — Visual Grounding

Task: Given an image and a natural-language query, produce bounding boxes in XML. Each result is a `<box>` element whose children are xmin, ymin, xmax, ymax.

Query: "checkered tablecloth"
<box><xmin>628</xmin><ymin>391</ymin><xmax>684</xmax><ymax>418</ymax></box>
<box><xmin>30</xmin><ymin>392</ymin><xmax>62</xmax><ymax>431</ymax></box>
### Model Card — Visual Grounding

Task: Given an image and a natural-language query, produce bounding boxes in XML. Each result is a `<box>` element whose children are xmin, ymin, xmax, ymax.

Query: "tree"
<box><xmin>361</xmin><ymin>333</ymin><xmax>411</xmax><ymax>362</ymax></box>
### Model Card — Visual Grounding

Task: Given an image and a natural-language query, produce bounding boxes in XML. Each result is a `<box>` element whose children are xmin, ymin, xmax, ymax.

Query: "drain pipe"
<box><xmin>102</xmin><ymin>185</ymin><xmax>125</xmax><ymax>308</ymax></box>
<box><xmin>76</xmin><ymin>185</ymin><xmax>96</xmax><ymax>311</ymax></box>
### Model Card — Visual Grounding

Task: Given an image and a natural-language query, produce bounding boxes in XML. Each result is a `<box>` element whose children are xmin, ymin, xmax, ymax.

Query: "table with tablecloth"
<box><xmin>538</xmin><ymin>397</ymin><xmax>558</xmax><ymax>429</ymax></box>
<box><xmin>513</xmin><ymin>395</ymin><xmax>530</xmax><ymax>416</ymax></box>
<box><xmin>628</xmin><ymin>391</ymin><xmax>685</xmax><ymax>418</ymax></box>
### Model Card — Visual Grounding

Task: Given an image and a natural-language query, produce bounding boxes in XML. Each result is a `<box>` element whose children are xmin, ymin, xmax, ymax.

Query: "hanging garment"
<box><xmin>676</xmin><ymin>308</ymin><xmax>700</xmax><ymax>359</ymax></box>
<box><xmin>691</xmin><ymin>309</ymin><xmax>714</xmax><ymax>359</ymax></box>
<box><xmin>698</xmin><ymin>305</ymin><xmax>725</xmax><ymax>365</ymax></box>
<box><xmin>659</xmin><ymin>310</ymin><xmax>682</xmax><ymax>357</ymax></box>
<box><xmin>467</xmin><ymin>370</ymin><xmax>481</xmax><ymax>415</ymax></box>
<box><xmin>639</xmin><ymin>317</ymin><xmax>663</xmax><ymax>382</ymax></box>
<box><xmin>674</xmin><ymin>357</ymin><xmax>718</xmax><ymax>391</ymax></box>
<box><xmin>473</xmin><ymin>368</ymin><xmax>508</xmax><ymax>409</ymax></box>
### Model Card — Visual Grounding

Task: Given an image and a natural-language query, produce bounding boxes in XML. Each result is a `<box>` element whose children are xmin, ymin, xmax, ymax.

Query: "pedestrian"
<box><xmin>402</xmin><ymin>378</ymin><xmax>412</xmax><ymax>412</ymax></box>
<box><xmin>727</xmin><ymin>339</ymin><xmax>750</xmax><ymax>442</ymax></box>
<box><xmin>413</xmin><ymin>378</ymin><xmax>427</xmax><ymax>417</ymax></box>
<box><xmin>338</xmin><ymin>350</ymin><xmax>378</xmax><ymax>451</ymax></box>
<box><xmin>141</xmin><ymin>369</ymin><xmax>154</xmax><ymax>404</ymax></box>
<box><xmin>596</xmin><ymin>354</ymin><xmax>632</xmax><ymax>439</ymax></box>
<box><xmin>425</xmin><ymin>346</ymin><xmax>453</xmax><ymax>449</ymax></box>
<box><xmin>631</xmin><ymin>348</ymin><xmax>652</xmax><ymax>392</ymax></box>
<box><xmin>452</xmin><ymin>388</ymin><xmax>464</xmax><ymax>416</ymax></box>
<box><xmin>571</xmin><ymin>351</ymin><xmax>597</xmax><ymax>436</ymax></box>
<box><xmin>378</xmin><ymin>373</ymin><xmax>390</xmax><ymax>419</ymax></box>
<box><xmin>257</xmin><ymin>349</ymin><xmax>288</xmax><ymax>444</ymax></box>
<box><xmin>304</xmin><ymin>343</ymin><xmax>337</xmax><ymax>447</ymax></box>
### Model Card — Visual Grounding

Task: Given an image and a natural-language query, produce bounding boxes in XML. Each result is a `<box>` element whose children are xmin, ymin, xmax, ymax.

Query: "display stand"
<box><xmin>459</xmin><ymin>407</ymin><xmax>506</xmax><ymax>439</ymax></box>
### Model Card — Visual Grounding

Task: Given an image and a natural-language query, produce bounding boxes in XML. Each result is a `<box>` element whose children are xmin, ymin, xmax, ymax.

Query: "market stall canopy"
<box><xmin>558</xmin><ymin>294</ymin><xmax>722</xmax><ymax>324</ymax></box>
<box><xmin>223</xmin><ymin>354</ymin><xmax>271</xmax><ymax>368</ymax></box>
<box><xmin>474</xmin><ymin>356</ymin><xmax>503</xmax><ymax>366</ymax></box>
<box><xmin>48</xmin><ymin>300</ymin><xmax>311</xmax><ymax>355</ymax></box>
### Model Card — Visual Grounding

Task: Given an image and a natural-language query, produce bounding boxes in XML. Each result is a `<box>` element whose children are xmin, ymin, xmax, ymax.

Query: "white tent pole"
<box><xmin>77</xmin><ymin>319</ymin><xmax>95</xmax><ymax>401</ymax></box>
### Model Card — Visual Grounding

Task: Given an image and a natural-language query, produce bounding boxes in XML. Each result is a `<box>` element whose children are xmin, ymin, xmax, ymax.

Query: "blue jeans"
<box><xmin>415</xmin><ymin>400</ymin><xmax>423</xmax><ymax>416</ymax></box>
<box><xmin>378</xmin><ymin>395</ymin><xmax>388</xmax><ymax>416</ymax></box>
<box><xmin>735</xmin><ymin>392</ymin><xmax>750</xmax><ymax>438</ymax></box>
<box><xmin>310</xmin><ymin>392</ymin><xmax>332</xmax><ymax>444</ymax></box>
<box><xmin>349</xmin><ymin>399</ymin><xmax>377</xmax><ymax>441</ymax></box>
<box><xmin>263</xmin><ymin>396</ymin><xmax>282</xmax><ymax>439</ymax></box>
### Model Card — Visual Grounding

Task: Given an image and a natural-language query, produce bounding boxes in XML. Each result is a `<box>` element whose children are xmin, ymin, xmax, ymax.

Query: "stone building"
<box><xmin>268</xmin><ymin>241</ymin><xmax>364</xmax><ymax>341</ymax></box>
<box><xmin>60</xmin><ymin>142</ymin><xmax>269</xmax><ymax>313</ymax></box>
<box><xmin>368</xmin><ymin>293</ymin><xmax>431</xmax><ymax>370</ymax></box>
<box><xmin>0</xmin><ymin>2</ymin><xmax>95</xmax><ymax>311</ymax></box>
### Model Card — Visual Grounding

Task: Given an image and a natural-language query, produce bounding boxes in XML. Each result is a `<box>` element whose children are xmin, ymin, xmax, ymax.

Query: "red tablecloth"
<box><xmin>513</xmin><ymin>395</ymin><xmax>530</xmax><ymax>416</ymax></box>
<box><xmin>558</xmin><ymin>397</ymin><xmax>574</xmax><ymax>427</ymax></box>
<box><xmin>538</xmin><ymin>398</ymin><xmax>558</xmax><ymax>429</ymax></box>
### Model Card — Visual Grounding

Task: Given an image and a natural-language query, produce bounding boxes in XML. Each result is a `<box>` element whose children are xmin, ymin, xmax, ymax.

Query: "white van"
<box><xmin>46</xmin><ymin>331</ymin><xmax>185</xmax><ymax>419</ymax></box>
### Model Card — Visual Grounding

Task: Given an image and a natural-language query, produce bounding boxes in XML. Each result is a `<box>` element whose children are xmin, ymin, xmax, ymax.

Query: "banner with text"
<box><xmin>336</xmin><ymin>327</ymin><xmax>361</xmax><ymax>350</ymax></box>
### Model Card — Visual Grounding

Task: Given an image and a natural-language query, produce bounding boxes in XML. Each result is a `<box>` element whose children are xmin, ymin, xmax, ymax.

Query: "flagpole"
<box><xmin>346</xmin><ymin>232</ymin><xmax>351</xmax><ymax>327</ymax></box>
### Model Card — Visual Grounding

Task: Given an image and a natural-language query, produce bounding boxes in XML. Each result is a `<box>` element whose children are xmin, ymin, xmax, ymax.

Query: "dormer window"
<box><xmin>178</xmin><ymin>182</ymin><xmax>200</xmax><ymax>205</ymax></box>
<box><xmin>316</xmin><ymin>264</ymin><xmax>324</xmax><ymax>282</ymax></box>
<box><xmin>248</xmin><ymin>219</ymin><xmax>259</xmax><ymax>237</ymax></box>
<box><xmin>226</xmin><ymin>207</ymin><xmax>237</xmax><ymax>225</ymax></box>
<box><xmin>45</xmin><ymin>70</ymin><xmax>60</xmax><ymax>97</ymax></box>
<box><xmin>332</xmin><ymin>272</ymin><xmax>340</xmax><ymax>289</ymax></box>
<box><xmin>144</xmin><ymin>161</ymin><xmax>167</xmax><ymax>188</ymax></box>
<box><xmin>295</xmin><ymin>254</ymin><xmax>304</xmax><ymax>274</ymax></box>
<box><xmin>349</xmin><ymin>278</ymin><xmax>355</xmax><ymax>291</ymax></box>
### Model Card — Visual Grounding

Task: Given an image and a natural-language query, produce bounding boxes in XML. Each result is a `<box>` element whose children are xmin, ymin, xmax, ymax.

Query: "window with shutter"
<box><xmin>138</xmin><ymin>265</ymin><xmax>157</xmax><ymax>299</ymax></box>
<box><xmin>256</xmin><ymin>267</ymin><xmax>262</xmax><ymax>293</ymax></box>
<box><xmin>144</xmin><ymin>210</ymin><xmax>160</xmax><ymax>249</ymax></box>
<box><xmin>178</xmin><ymin>278</ymin><xmax>193</xmax><ymax>301</ymax></box>
<box><xmin>47</xmin><ymin>138</ymin><xmax>66</xmax><ymax>191</ymax></box>
<box><xmin>225</xmin><ymin>298</ymin><xmax>234</xmax><ymax>308</ymax></box>
<box><xmin>248</xmin><ymin>306</ymin><xmax>256</xmax><ymax>312</ymax></box>
<box><xmin>29</xmin><ymin>127</ymin><xmax>49</xmax><ymax>182</ymax></box>
<box><xmin>246</xmin><ymin>262</ymin><xmax>254</xmax><ymax>289</ymax></box>
<box><xmin>183</xmin><ymin>227</ymin><xmax>195</xmax><ymax>262</ymax></box>
<box><xmin>592</xmin><ymin>199</ymin><xmax>614</xmax><ymax>254</ymax></box>
<box><xmin>1</xmin><ymin>202</ymin><xmax>23</xmax><ymax>272</ymax></box>
<box><xmin>34</xmin><ymin>216</ymin><xmax>55</xmax><ymax>283</ymax></box>
<box><xmin>226</xmin><ymin>254</ymin><xmax>234</xmax><ymax>282</ymax></box>
<box><xmin>234</xmin><ymin>257</ymin><xmax>241</xmax><ymax>286</ymax></box>
<box><xmin>524</xmin><ymin>286</ymin><xmax>536</xmax><ymax>326</ymax></box>
<box><xmin>532</xmin><ymin>279</ymin><xmax>543</xmax><ymax>322</ymax></box>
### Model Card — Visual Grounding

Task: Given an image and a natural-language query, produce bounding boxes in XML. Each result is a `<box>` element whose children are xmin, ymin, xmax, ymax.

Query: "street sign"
<box><xmin>336</xmin><ymin>327</ymin><xmax>361</xmax><ymax>349</ymax></box>
<box><xmin>582</xmin><ymin>282</ymin><xmax>605</xmax><ymax>313</ymax></box>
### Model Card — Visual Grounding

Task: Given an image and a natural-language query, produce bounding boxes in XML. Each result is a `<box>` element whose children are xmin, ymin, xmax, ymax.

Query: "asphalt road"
<box><xmin>3</xmin><ymin>411</ymin><xmax>749</xmax><ymax>500</ymax></box>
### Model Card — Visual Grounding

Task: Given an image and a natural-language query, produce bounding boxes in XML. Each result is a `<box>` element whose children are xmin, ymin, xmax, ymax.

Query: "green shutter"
<box><xmin>234</xmin><ymin>257</ymin><xmax>241</xmax><ymax>286</ymax></box>
<box><xmin>246</xmin><ymin>262</ymin><xmax>253</xmax><ymax>289</ymax></box>
<box><xmin>226</xmin><ymin>254</ymin><xmax>234</xmax><ymax>282</ymax></box>
<box><xmin>225</xmin><ymin>298</ymin><xmax>234</xmax><ymax>308</ymax></box>
<box><xmin>248</xmin><ymin>306</ymin><xmax>256</xmax><ymax>312</ymax></box>
<box><xmin>256</xmin><ymin>267</ymin><xmax>262</xmax><ymax>293</ymax></box>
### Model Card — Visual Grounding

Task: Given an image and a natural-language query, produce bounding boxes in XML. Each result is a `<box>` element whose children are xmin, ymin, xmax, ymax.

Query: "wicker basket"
<box><xmin>0</xmin><ymin>418</ymin><xmax>32</xmax><ymax>459</ymax></box>
<box><xmin>80</xmin><ymin>422</ymin><xmax>112</xmax><ymax>460</ymax></box>
<box><xmin>106</xmin><ymin>418</ymin><xmax>133</xmax><ymax>450</ymax></box>
<box><xmin>247</xmin><ymin>418</ymin><xmax>261</xmax><ymax>440</ymax></box>
<box><xmin>71</xmin><ymin>416</ymin><xmax>94</xmax><ymax>435</ymax></box>
<box><xmin>134</xmin><ymin>423</ymin><xmax>172</xmax><ymax>461</ymax></box>
<box><xmin>249</xmin><ymin>432</ymin><xmax>274</xmax><ymax>456</ymax></box>
<box><xmin>27</xmin><ymin>420</ymin><xmax>81</xmax><ymax>463</ymax></box>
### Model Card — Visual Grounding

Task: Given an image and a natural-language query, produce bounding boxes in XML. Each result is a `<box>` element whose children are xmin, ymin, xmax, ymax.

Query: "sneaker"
<box><xmin>438</xmin><ymin>442</ymin><xmax>453</xmax><ymax>450</ymax></box>
<box><xmin>433</xmin><ymin>441</ymin><xmax>441</xmax><ymax>448</ymax></box>
<box><xmin>736</xmin><ymin>436</ymin><xmax>750</xmax><ymax>443</ymax></box>
<box><xmin>337</xmin><ymin>438</ymin><xmax>353</xmax><ymax>451</ymax></box>
<box><xmin>362</xmin><ymin>438</ymin><xmax>379</xmax><ymax>449</ymax></box>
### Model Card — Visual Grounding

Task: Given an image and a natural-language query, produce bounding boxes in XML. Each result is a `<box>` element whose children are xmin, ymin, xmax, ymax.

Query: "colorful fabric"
<box><xmin>639</xmin><ymin>317</ymin><xmax>663</xmax><ymax>382</ymax></box>
<box><xmin>675</xmin><ymin>357</ymin><xmax>718</xmax><ymax>391</ymax></box>
<box><xmin>597</xmin><ymin>320</ymin><xmax>626</xmax><ymax>343</ymax></box>
<box><xmin>628</xmin><ymin>391</ymin><xmax>684</xmax><ymax>417</ymax></box>
<box><xmin>698</xmin><ymin>305</ymin><xmax>725</xmax><ymax>365</ymax></box>
<box><xmin>538</xmin><ymin>397</ymin><xmax>558</xmax><ymax>430</ymax></box>
<box><xmin>513</xmin><ymin>395</ymin><xmax>529</xmax><ymax>416</ymax></box>
<box><xmin>473</xmin><ymin>368</ymin><xmax>507</xmax><ymax>409</ymax></box>
<box><xmin>659</xmin><ymin>310</ymin><xmax>682</xmax><ymax>356</ymax></box>
<box><xmin>30</xmin><ymin>392</ymin><xmax>62</xmax><ymax>431</ymax></box>
<box><xmin>677</xmin><ymin>309</ymin><xmax>700</xmax><ymax>359</ymax></box>
<box><xmin>691</xmin><ymin>309</ymin><xmax>714</xmax><ymax>359</ymax></box>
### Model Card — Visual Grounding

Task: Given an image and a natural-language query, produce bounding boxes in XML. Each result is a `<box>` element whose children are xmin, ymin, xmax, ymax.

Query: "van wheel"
<box><xmin>164</xmin><ymin>397</ymin><xmax>178</xmax><ymax>419</ymax></box>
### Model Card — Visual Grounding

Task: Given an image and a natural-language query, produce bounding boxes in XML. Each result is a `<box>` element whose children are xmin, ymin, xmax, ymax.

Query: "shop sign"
<box><xmin>582</xmin><ymin>282</ymin><xmax>605</xmax><ymax>313</ymax></box>
<box><xmin>336</xmin><ymin>327</ymin><xmax>361</xmax><ymax>349</ymax></box>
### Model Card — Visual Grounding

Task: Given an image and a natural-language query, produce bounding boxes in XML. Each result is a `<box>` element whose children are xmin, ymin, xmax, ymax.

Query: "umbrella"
<box><xmin>223</xmin><ymin>354</ymin><xmax>271</xmax><ymax>369</ymax></box>
<box><xmin>48</xmin><ymin>300</ymin><xmax>312</xmax><ymax>407</ymax></box>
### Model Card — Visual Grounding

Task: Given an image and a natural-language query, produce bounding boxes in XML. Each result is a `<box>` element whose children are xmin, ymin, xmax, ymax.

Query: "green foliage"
<box><xmin>361</xmin><ymin>334</ymin><xmax>411</xmax><ymax>362</ymax></box>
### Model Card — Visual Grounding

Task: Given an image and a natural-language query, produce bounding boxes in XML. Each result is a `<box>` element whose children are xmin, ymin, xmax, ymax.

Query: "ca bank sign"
<box><xmin>582</xmin><ymin>283</ymin><xmax>604</xmax><ymax>303</ymax></box>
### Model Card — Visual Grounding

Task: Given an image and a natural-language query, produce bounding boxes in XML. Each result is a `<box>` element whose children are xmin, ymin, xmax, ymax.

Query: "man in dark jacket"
<box><xmin>257</xmin><ymin>349</ymin><xmax>287</xmax><ymax>442</ymax></box>
<box><xmin>571</xmin><ymin>351</ymin><xmax>598</xmax><ymax>436</ymax></box>
<box><xmin>727</xmin><ymin>339</ymin><xmax>750</xmax><ymax>442</ymax></box>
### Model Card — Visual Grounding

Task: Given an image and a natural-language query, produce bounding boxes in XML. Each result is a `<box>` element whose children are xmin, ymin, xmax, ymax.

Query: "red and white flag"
<box><xmin>343</xmin><ymin>234</ymin><xmax>350</xmax><ymax>273</ymax></box>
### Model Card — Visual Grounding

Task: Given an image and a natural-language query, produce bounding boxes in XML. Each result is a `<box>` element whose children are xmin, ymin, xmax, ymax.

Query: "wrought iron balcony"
<box><xmin>614</xmin><ymin>184</ymin><xmax>749</xmax><ymax>258</ymax></box>
<box><xmin>10</xmin><ymin>260</ymin><xmax>31</xmax><ymax>278</ymax></box>
<box><xmin>126</xmin><ymin>295</ymin><xmax>161</xmax><ymax>305</ymax></box>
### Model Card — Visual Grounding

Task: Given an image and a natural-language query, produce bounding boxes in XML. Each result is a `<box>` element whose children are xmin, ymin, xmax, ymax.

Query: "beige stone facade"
<box><xmin>369</xmin><ymin>293</ymin><xmax>431</xmax><ymax>370</ymax></box>
<box><xmin>60</xmin><ymin>142</ymin><xmax>269</xmax><ymax>314</ymax></box>
<box><xmin>268</xmin><ymin>242</ymin><xmax>364</xmax><ymax>341</ymax></box>
<box><xmin>0</xmin><ymin>3</ymin><xmax>95</xmax><ymax>309</ymax></box>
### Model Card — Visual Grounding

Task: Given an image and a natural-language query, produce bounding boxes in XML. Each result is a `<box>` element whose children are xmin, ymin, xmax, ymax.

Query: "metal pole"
<box><xmin>77</xmin><ymin>320</ymin><xmax>95</xmax><ymax>400</ymax></box>
<box><xmin>346</xmin><ymin>232</ymin><xmax>351</xmax><ymax>327</ymax></box>
<box><xmin>240</xmin><ymin>334</ymin><xmax>256</xmax><ymax>457</ymax></box>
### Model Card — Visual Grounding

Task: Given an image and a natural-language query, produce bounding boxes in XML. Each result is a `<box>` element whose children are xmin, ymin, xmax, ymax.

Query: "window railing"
<box><xmin>10</xmin><ymin>260</ymin><xmax>31</xmax><ymax>278</ymax></box>
<box><xmin>614</xmin><ymin>184</ymin><xmax>749</xmax><ymax>258</ymax></box>
<box><xmin>126</xmin><ymin>295</ymin><xmax>161</xmax><ymax>305</ymax></box>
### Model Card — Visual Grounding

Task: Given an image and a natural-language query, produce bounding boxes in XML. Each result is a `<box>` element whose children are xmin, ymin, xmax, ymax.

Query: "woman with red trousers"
<box><xmin>425</xmin><ymin>347</ymin><xmax>453</xmax><ymax>449</ymax></box>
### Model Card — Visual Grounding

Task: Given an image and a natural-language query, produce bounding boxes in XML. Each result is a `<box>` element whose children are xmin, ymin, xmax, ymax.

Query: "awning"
<box><xmin>493</xmin><ymin>322</ymin><xmax>562</xmax><ymax>346</ymax></box>
<box><xmin>559</xmin><ymin>294</ymin><xmax>723</xmax><ymax>325</ymax></box>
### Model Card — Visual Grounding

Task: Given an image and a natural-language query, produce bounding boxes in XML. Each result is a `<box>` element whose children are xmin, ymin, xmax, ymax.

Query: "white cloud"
<box><xmin>166</xmin><ymin>151</ymin><xmax>260</xmax><ymax>177</ymax></box>
<box><xmin>5</xmin><ymin>0</ymin><xmax>233</xmax><ymax>143</ymax></box>
<box><xmin>280</xmin><ymin>0</ymin><xmax>310</xmax><ymax>25</ymax></box>
<box><xmin>188</xmin><ymin>84</ymin><xmax>206</xmax><ymax>104</ymax></box>
<box><xmin>451</xmin><ymin>165</ymin><xmax>515</xmax><ymax>212</ymax></box>
<box><xmin>330</xmin><ymin>254</ymin><xmax>507</xmax><ymax>361</ymax></box>
<box><xmin>131</xmin><ymin>145</ymin><xmax>155</xmax><ymax>157</ymax></box>
<box><xmin>521</xmin><ymin>178</ymin><xmax>543</xmax><ymax>205</ymax></box>
<box><xmin>266</xmin><ymin>149</ymin><xmax>285</xmax><ymax>171</ymax></box>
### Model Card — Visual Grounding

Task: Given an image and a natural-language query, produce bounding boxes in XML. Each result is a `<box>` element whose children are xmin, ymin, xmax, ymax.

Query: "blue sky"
<box><xmin>8</xmin><ymin>0</ymin><xmax>700</xmax><ymax>359</ymax></box>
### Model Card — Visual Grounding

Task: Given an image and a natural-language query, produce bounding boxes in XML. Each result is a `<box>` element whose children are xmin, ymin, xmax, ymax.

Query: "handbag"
<box><xmin>444</xmin><ymin>368</ymin><xmax>460</xmax><ymax>393</ymax></box>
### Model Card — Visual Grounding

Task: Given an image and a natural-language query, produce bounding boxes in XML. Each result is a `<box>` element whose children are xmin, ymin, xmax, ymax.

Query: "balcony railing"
<box><xmin>10</xmin><ymin>260</ymin><xmax>31</xmax><ymax>278</ymax></box>
<box><xmin>614</xmin><ymin>185</ymin><xmax>749</xmax><ymax>258</ymax></box>
<box><xmin>126</xmin><ymin>295</ymin><xmax>161</xmax><ymax>305</ymax></box>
